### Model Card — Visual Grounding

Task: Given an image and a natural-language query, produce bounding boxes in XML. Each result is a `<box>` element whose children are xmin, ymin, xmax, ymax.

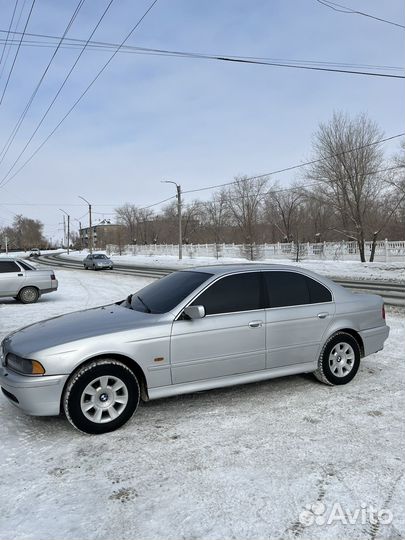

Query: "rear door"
<box><xmin>0</xmin><ymin>260</ymin><xmax>25</xmax><ymax>297</ymax></box>
<box><xmin>170</xmin><ymin>271</ymin><xmax>266</xmax><ymax>384</ymax></box>
<box><xmin>263</xmin><ymin>271</ymin><xmax>335</xmax><ymax>368</ymax></box>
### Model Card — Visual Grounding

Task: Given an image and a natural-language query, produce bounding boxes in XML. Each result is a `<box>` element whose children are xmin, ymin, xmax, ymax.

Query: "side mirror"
<box><xmin>183</xmin><ymin>305</ymin><xmax>206</xmax><ymax>320</ymax></box>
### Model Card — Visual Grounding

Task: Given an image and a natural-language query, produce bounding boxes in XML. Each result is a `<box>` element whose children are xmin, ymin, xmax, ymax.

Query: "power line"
<box><xmin>0</xmin><ymin>0</ymin><xmax>116</xmax><ymax>184</ymax></box>
<box><xmin>315</xmin><ymin>0</ymin><xmax>405</xmax><ymax>30</ymax></box>
<box><xmin>142</xmin><ymin>195</ymin><xmax>176</xmax><ymax>209</ymax></box>
<box><xmin>0</xmin><ymin>0</ymin><xmax>26</xmax><ymax>86</ymax></box>
<box><xmin>0</xmin><ymin>31</ymin><xmax>403</xmax><ymax>73</ymax></box>
<box><xmin>0</xmin><ymin>0</ymin><xmax>159</xmax><ymax>190</ymax></box>
<box><xmin>0</xmin><ymin>0</ymin><xmax>86</xmax><ymax>166</ymax></box>
<box><xmin>182</xmin><ymin>133</ymin><xmax>405</xmax><ymax>195</ymax></box>
<box><xmin>0</xmin><ymin>0</ymin><xmax>19</xmax><ymax>72</ymax></box>
<box><xmin>0</xmin><ymin>0</ymin><xmax>36</xmax><ymax>105</ymax></box>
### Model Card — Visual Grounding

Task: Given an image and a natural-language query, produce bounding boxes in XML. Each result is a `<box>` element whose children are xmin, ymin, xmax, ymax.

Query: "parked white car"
<box><xmin>0</xmin><ymin>258</ymin><xmax>58</xmax><ymax>303</ymax></box>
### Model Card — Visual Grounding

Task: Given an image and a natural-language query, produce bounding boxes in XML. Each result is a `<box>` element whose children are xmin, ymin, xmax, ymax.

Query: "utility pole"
<box><xmin>62</xmin><ymin>215</ymin><xmax>66</xmax><ymax>247</ymax></box>
<box><xmin>75</xmin><ymin>218</ymin><xmax>83</xmax><ymax>250</ymax></box>
<box><xmin>59</xmin><ymin>209</ymin><xmax>70</xmax><ymax>254</ymax></box>
<box><xmin>5</xmin><ymin>235</ymin><xmax>8</xmax><ymax>255</ymax></box>
<box><xmin>78</xmin><ymin>196</ymin><xmax>93</xmax><ymax>254</ymax></box>
<box><xmin>162</xmin><ymin>180</ymin><xmax>182</xmax><ymax>260</ymax></box>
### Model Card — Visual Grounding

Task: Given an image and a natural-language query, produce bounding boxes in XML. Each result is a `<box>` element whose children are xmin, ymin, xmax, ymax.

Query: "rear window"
<box><xmin>18</xmin><ymin>260</ymin><xmax>35</xmax><ymax>271</ymax></box>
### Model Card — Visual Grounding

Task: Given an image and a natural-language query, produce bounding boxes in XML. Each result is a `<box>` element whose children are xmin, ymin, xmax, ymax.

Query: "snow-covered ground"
<box><xmin>0</xmin><ymin>268</ymin><xmax>404</xmax><ymax>540</ymax></box>
<box><xmin>66</xmin><ymin>250</ymin><xmax>405</xmax><ymax>283</ymax></box>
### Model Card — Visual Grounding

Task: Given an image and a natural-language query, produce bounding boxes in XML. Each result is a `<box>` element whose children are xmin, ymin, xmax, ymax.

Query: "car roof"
<box><xmin>187</xmin><ymin>263</ymin><xmax>344</xmax><ymax>294</ymax></box>
<box><xmin>188</xmin><ymin>263</ymin><xmax>310</xmax><ymax>275</ymax></box>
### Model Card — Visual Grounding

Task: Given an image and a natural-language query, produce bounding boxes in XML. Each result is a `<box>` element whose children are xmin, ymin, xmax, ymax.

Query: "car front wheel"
<box><xmin>314</xmin><ymin>332</ymin><xmax>360</xmax><ymax>385</ymax></box>
<box><xmin>63</xmin><ymin>359</ymin><xmax>140</xmax><ymax>434</ymax></box>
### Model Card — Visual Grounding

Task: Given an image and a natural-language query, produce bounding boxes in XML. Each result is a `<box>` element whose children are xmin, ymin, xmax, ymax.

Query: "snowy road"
<box><xmin>0</xmin><ymin>268</ymin><xmax>404</xmax><ymax>539</ymax></box>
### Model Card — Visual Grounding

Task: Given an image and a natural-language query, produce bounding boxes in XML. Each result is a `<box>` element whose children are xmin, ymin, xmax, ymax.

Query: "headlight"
<box><xmin>6</xmin><ymin>353</ymin><xmax>45</xmax><ymax>375</ymax></box>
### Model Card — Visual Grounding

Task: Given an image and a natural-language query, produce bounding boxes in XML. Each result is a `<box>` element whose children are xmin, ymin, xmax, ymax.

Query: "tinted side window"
<box><xmin>265</xmin><ymin>271</ymin><xmax>310</xmax><ymax>308</ymax></box>
<box><xmin>306</xmin><ymin>277</ymin><xmax>332</xmax><ymax>303</ymax></box>
<box><xmin>18</xmin><ymin>261</ymin><xmax>34</xmax><ymax>271</ymax></box>
<box><xmin>192</xmin><ymin>272</ymin><xmax>262</xmax><ymax>315</ymax></box>
<box><xmin>131</xmin><ymin>271</ymin><xmax>212</xmax><ymax>314</ymax></box>
<box><xmin>0</xmin><ymin>261</ymin><xmax>20</xmax><ymax>273</ymax></box>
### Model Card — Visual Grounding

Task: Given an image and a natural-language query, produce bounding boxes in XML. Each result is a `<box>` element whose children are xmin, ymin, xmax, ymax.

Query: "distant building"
<box><xmin>79</xmin><ymin>220</ymin><xmax>124</xmax><ymax>249</ymax></box>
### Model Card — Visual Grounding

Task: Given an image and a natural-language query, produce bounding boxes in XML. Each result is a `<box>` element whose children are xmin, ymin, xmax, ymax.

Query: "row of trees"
<box><xmin>114</xmin><ymin>113</ymin><xmax>404</xmax><ymax>262</ymax></box>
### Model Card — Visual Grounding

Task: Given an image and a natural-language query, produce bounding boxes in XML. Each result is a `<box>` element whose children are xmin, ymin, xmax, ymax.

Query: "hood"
<box><xmin>3</xmin><ymin>304</ymin><xmax>164</xmax><ymax>357</ymax></box>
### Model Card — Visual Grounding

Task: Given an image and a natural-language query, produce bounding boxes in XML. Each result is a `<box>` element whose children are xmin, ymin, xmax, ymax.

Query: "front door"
<box><xmin>170</xmin><ymin>271</ymin><xmax>266</xmax><ymax>384</ymax></box>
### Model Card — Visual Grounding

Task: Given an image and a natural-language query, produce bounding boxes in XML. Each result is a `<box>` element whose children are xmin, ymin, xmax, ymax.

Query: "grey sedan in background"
<box><xmin>0</xmin><ymin>264</ymin><xmax>389</xmax><ymax>434</ymax></box>
<box><xmin>0</xmin><ymin>258</ymin><xmax>58</xmax><ymax>303</ymax></box>
<box><xmin>83</xmin><ymin>253</ymin><xmax>114</xmax><ymax>270</ymax></box>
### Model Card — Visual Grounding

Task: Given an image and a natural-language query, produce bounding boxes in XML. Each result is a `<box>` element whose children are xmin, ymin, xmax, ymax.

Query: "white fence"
<box><xmin>106</xmin><ymin>240</ymin><xmax>405</xmax><ymax>262</ymax></box>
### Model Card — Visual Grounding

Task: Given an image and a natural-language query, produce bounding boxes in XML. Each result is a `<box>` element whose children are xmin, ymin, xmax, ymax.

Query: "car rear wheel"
<box><xmin>18</xmin><ymin>286</ymin><xmax>39</xmax><ymax>304</ymax></box>
<box><xmin>314</xmin><ymin>332</ymin><xmax>360</xmax><ymax>385</ymax></box>
<box><xmin>63</xmin><ymin>359</ymin><xmax>140</xmax><ymax>434</ymax></box>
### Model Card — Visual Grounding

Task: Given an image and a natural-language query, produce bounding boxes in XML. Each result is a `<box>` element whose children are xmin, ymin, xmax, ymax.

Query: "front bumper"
<box><xmin>0</xmin><ymin>365</ymin><xmax>68</xmax><ymax>416</ymax></box>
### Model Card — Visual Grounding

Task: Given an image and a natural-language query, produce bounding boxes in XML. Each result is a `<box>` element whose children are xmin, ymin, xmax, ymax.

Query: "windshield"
<box><xmin>94</xmin><ymin>254</ymin><xmax>108</xmax><ymax>259</ymax></box>
<box><xmin>128</xmin><ymin>271</ymin><xmax>212</xmax><ymax>314</ymax></box>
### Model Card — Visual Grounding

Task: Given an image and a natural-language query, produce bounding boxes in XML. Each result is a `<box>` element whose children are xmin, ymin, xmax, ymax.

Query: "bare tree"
<box><xmin>226</xmin><ymin>176</ymin><xmax>268</xmax><ymax>259</ymax></box>
<box><xmin>307</xmin><ymin>112</ymin><xmax>387</xmax><ymax>262</ymax></box>
<box><xmin>201</xmin><ymin>190</ymin><xmax>230</xmax><ymax>256</ymax></box>
<box><xmin>265</xmin><ymin>183</ymin><xmax>304</xmax><ymax>241</ymax></box>
<box><xmin>3</xmin><ymin>215</ymin><xmax>46</xmax><ymax>250</ymax></box>
<box><xmin>115</xmin><ymin>203</ymin><xmax>138</xmax><ymax>243</ymax></box>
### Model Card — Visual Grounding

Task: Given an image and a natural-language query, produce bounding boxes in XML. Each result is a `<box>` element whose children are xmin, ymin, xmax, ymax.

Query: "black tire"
<box><xmin>18</xmin><ymin>286</ymin><xmax>39</xmax><ymax>304</ymax></box>
<box><xmin>63</xmin><ymin>359</ymin><xmax>140</xmax><ymax>434</ymax></box>
<box><xmin>314</xmin><ymin>332</ymin><xmax>360</xmax><ymax>386</ymax></box>
<box><xmin>84</xmin><ymin>264</ymin><xmax>88</xmax><ymax>270</ymax></box>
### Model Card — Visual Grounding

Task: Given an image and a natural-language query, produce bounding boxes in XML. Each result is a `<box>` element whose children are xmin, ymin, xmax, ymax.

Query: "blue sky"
<box><xmin>0</xmin><ymin>0</ymin><xmax>403</xmax><ymax>242</ymax></box>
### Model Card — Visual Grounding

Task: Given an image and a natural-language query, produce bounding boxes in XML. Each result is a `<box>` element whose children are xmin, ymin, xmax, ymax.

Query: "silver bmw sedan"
<box><xmin>0</xmin><ymin>264</ymin><xmax>389</xmax><ymax>434</ymax></box>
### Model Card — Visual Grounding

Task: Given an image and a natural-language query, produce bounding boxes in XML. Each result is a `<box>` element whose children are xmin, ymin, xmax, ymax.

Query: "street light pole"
<box><xmin>162</xmin><ymin>180</ymin><xmax>182</xmax><ymax>260</ymax></box>
<box><xmin>59</xmin><ymin>209</ymin><xmax>70</xmax><ymax>254</ymax></box>
<box><xmin>78</xmin><ymin>196</ymin><xmax>93</xmax><ymax>254</ymax></box>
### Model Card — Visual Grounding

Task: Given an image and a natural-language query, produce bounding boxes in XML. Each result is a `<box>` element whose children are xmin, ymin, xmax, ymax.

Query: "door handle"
<box><xmin>249</xmin><ymin>320</ymin><xmax>263</xmax><ymax>328</ymax></box>
<box><xmin>317</xmin><ymin>312</ymin><xmax>329</xmax><ymax>319</ymax></box>
<box><xmin>17</xmin><ymin>273</ymin><xmax>23</xmax><ymax>277</ymax></box>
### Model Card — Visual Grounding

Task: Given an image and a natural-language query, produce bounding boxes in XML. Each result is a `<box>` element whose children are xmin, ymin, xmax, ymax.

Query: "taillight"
<box><xmin>382</xmin><ymin>304</ymin><xmax>386</xmax><ymax>320</ymax></box>
<box><xmin>51</xmin><ymin>273</ymin><xmax>56</xmax><ymax>280</ymax></box>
